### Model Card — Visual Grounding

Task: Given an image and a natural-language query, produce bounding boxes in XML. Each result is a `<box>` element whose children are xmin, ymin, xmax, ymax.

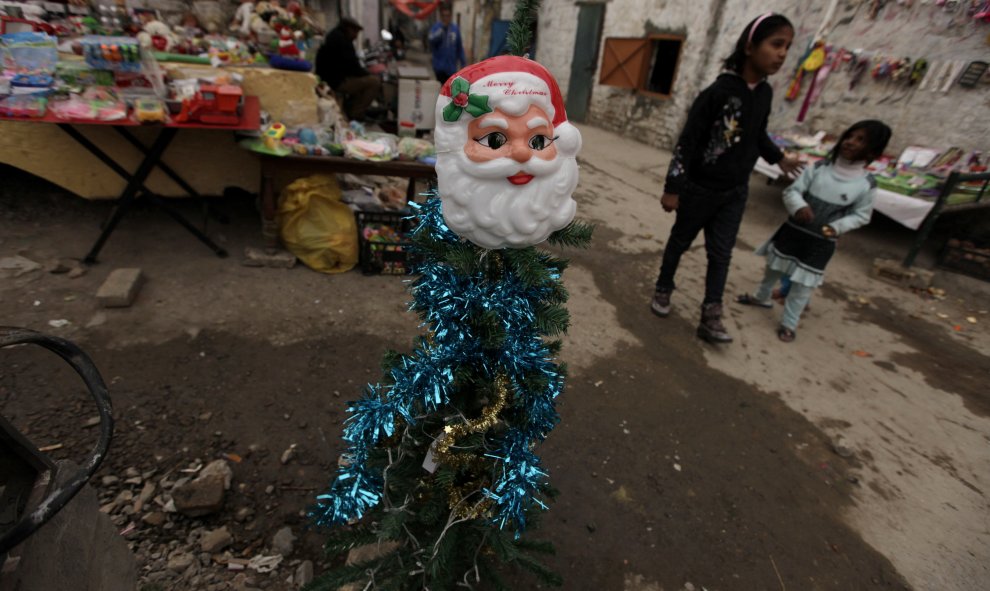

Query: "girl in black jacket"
<box><xmin>651</xmin><ymin>12</ymin><xmax>802</xmax><ymax>344</ymax></box>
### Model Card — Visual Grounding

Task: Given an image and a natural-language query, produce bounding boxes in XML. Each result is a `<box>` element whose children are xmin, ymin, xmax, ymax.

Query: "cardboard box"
<box><xmin>397</xmin><ymin>78</ymin><xmax>440</xmax><ymax>132</ymax></box>
<box><xmin>396</xmin><ymin>65</ymin><xmax>432</xmax><ymax>80</ymax></box>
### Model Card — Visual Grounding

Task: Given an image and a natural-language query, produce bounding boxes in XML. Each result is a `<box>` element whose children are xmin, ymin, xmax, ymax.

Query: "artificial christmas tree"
<box><xmin>307</xmin><ymin>2</ymin><xmax>591</xmax><ymax>588</ymax></box>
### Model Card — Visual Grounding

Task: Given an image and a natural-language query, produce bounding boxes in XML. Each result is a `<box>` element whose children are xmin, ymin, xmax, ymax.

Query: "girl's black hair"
<box><xmin>828</xmin><ymin>120</ymin><xmax>893</xmax><ymax>163</ymax></box>
<box><xmin>723</xmin><ymin>14</ymin><xmax>794</xmax><ymax>73</ymax></box>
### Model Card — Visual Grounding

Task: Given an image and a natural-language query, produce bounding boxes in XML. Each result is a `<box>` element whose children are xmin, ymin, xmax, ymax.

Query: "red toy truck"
<box><xmin>175</xmin><ymin>84</ymin><xmax>242</xmax><ymax>125</ymax></box>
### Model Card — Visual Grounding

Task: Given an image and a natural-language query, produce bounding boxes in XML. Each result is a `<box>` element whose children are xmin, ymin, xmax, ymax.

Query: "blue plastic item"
<box><xmin>1</xmin><ymin>32</ymin><xmax>58</xmax><ymax>81</ymax></box>
<box><xmin>268</xmin><ymin>55</ymin><xmax>312</xmax><ymax>72</ymax></box>
<box><xmin>80</xmin><ymin>36</ymin><xmax>143</xmax><ymax>72</ymax></box>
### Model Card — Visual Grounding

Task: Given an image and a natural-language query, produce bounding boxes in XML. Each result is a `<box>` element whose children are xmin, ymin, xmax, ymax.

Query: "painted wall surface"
<box><xmin>760</xmin><ymin>2</ymin><xmax>990</xmax><ymax>153</ymax></box>
<box><xmin>527</xmin><ymin>0</ymin><xmax>990</xmax><ymax>155</ymax></box>
<box><xmin>450</xmin><ymin>0</ymin><xmax>481</xmax><ymax>63</ymax></box>
<box><xmin>346</xmin><ymin>0</ymin><xmax>382</xmax><ymax>44</ymax></box>
<box><xmin>518</xmin><ymin>0</ymin><xmax>730</xmax><ymax>150</ymax></box>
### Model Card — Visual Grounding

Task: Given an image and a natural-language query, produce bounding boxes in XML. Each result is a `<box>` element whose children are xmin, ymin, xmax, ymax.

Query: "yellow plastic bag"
<box><xmin>277</xmin><ymin>175</ymin><xmax>358</xmax><ymax>274</ymax></box>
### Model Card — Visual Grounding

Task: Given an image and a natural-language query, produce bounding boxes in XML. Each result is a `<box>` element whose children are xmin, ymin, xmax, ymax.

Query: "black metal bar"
<box><xmin>904</xmin><ymin>171</ymin><xmax>959</xmax><ymax>268</ymax></box>
<box><xmin>58</xmin><ymin>125</ymin><xmax>231</xmax><ymax>262</ymax></box>
<box><xmin>0</xmin><ymin>327</ymin><xmax>113</xmax><ymax>555</ymax></box>
<box><xmin>83</xmin><ymin>127</ymin><xmax>178</xmax><ymax>264</ymax></box>
<box><xmin>113</xmin><ymin>127</ymin><xmax>201</xmax><ymax>197</ymax></box>
<box><xmin>902</xmin><ymin>170</ymin><xmax>990</xmax><ymax>268</ymax></box>
<box><xmin>144</xmin><ymin>194</ymin><xmax>228</xmax><ymax>257</ymax></box>
<box><xmin>115</xmin><ymin>127</ymin><xmax>230</xmax><ymax>225</ymax></box>
<box><xmin>57</xmin><ymin>124</ymin><xmax>133</xmax><ymax>182</ymax></box>
<box><xmin>406</xmin><ymin>177</ymin><xmax>416</xmax><ymax>203</ymax></box>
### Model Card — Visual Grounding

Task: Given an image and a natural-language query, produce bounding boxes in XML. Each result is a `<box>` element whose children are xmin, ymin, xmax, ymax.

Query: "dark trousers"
<box><xmin>435</xmin><ymin>70</ymin><xmax>453</xmax><ymax>83</ymax></box>
<box><xmin>655</xmin><ymin>182</ymin><xmax>749</xmax><ymax>305</ymax></box>
<box><xmin>336</xmin><ymin>74</ymin><xmax>381</xmax><ymax>120</ymax></box>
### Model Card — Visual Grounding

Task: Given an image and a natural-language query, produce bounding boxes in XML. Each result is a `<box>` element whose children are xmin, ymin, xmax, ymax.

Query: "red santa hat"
<box><xmin>436</xmin><ymin>55</ymin><xmax>580</xmax><ymax>155</ymax></box>
<box><xmin>440</xmin><ymin>55</ymin><xmax>569</xmax><ymax>126</ymax></box>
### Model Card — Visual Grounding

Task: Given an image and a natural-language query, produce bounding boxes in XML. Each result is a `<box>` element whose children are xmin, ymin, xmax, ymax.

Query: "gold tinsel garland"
<box><xmin>433</xmin><ymin>373</ymin><xmax>511</xmax><ymax>519</ymax></box>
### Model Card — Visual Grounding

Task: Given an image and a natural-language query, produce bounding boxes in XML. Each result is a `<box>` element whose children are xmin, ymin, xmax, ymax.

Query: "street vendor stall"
<box><xmin>0</xmin><ymin>61</ymin><xmax>318</xmax><ymax>198</ymax></box>
<box><xmin>1</xmin><ymin>1</ymin><xmax>440</xmax><ymax>273</ymax></box>
<box><xmin>0</xmin><ymin>0</ymin><xmax>323</xmax><ymax>198</ymax></box>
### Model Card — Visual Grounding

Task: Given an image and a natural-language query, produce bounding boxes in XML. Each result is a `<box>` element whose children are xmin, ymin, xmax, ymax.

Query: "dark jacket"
<box><xmin>315</xmin><ymin>26</ymin><xmax>367</xmax><ymax>89</ymax></box>
<box><xmin>664</xmin><ymin>72</ymin><xmax>783</xmax><ymax>195</ymax></box>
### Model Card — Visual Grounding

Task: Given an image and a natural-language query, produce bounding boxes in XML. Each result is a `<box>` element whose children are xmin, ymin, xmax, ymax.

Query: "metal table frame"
<box><xmin>0</xmin><ymin>96</ymin><xmax>260</xmax><ymax>264</ymax></box>
<box><xmin>903</xmin><ymin>170</ymin><xmax>990</xmax><ymax>268</ymax></box>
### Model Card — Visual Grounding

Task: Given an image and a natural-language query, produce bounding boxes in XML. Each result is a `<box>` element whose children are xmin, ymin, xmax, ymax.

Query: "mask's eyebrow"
<box><xmin>478</xmin><ymin>118</ymin><xmax>509</xmax><ymax>130</ymax></box>
<box><xmin>527</xmin><ymin>117</ymin><xmax>549</xmax><ymax>129</ymax></box>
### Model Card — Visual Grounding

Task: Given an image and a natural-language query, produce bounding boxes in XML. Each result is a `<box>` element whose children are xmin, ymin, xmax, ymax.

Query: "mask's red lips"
<box><xmin>507</xmin><ymin>172</ymin><xmax>534</xmax><ymax>185</ymax></box>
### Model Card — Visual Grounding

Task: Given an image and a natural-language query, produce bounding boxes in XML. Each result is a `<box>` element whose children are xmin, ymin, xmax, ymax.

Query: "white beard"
<box><xmin>436</xmin><ymin>148</ymin><xmax>578</xmax><ymax>249</ymax></box>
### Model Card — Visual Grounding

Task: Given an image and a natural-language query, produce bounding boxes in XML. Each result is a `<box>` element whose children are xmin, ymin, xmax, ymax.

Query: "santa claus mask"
<box><xmin>434</xmin><ymin>56</ymin><xmax>581</xmax><ymax>249</ymax></box>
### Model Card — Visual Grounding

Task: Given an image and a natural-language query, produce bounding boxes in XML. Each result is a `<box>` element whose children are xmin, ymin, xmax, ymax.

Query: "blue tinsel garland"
<box><xmin>311</xmin><ymin>196</ymin><xmax>565</xmax><ymax>532</ymax></box>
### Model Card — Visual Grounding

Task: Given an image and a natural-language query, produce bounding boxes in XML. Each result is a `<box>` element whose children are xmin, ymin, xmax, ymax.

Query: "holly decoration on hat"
<box><xmin>442</xmin><ymin>76</ymin><xmax>493</xmax><ymax>122</ymax></box>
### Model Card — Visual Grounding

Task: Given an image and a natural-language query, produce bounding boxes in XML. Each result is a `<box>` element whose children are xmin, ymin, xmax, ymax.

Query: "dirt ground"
<box><xmin>2</xmin><ymin>123</ymin><xmax>988</xmax><ymax>591</ymax></box>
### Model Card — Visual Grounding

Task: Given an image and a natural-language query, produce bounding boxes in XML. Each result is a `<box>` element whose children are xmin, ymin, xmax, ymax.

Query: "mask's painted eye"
<box><xmin>529</xmin><ymin>134</ymin><xmax>556</xmax><ymax>150</ymax></box>
<box><xmin>475</xmin><ymin>132</ymin><xmax>507</xmax><ymax>149</ymax></box>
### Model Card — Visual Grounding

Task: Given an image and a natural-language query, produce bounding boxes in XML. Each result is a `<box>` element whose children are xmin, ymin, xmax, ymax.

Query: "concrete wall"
<box><xmin>509</xmin><ymin>0</ymin><xmax>581</xmax><ymax>98</ymax></box>
<box><xmin>757</xmin><ymin>1</ymin><xmax>990</xmax><ymax>154</ymax></box>
<box><xmin>451</xmin><ymin>0</ymin><xmax>481</xmax><ymax>63</ymax></box>
<box><xmin>521</xmin><ymin>0</ymin><xmax>990</xmax><ymax>155</ymax></box>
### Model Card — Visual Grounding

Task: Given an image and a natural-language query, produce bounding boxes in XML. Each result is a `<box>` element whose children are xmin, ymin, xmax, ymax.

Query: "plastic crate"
<box><xmin>355</xmin><ymin>209</ymin><xmax>419</xmax><ymax>275</ymax></box>
<box><xmin>938</xmin><ymin>239</ymin><xmax>990</xmax><ymax>282</ymax></box>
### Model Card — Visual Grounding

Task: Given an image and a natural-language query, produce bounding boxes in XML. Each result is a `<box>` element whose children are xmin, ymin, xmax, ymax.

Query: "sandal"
<box><xmin>735</xmin><ymin>294</ymin><xmax>773</xmax><ymax>309</ymax></box>
<box><xmin>777</xmin><ymin>326</ymin><xmax>796</xmax><ymax>343</ymax></box>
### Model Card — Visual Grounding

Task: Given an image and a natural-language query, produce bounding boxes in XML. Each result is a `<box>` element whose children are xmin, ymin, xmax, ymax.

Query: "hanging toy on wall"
<box><xmin>909</xmin><ymin>59</ymin><xmax>928</xmax><ymax>85</ymax></box>
<box><xmin>890</xmin><ymin>57</ymin><xmax>912</xmax><ymax>82</ymax></box>
<box><xmin>869</xmin><ymin>0</ymin><xmax>889</xmax><ymax>19</ymax></box>
<box><xmin>957</xmin><ymin>60</ymin><xmax>989</xmax><ymax>87</ymax></box>
<box><xmin>848</xmin><ymin>53</ymin><xmax>870</xmax><ymax>90</ymax></box>
<box><xmin>971</xmin><ymin>0</ymin><xmax>990</xmax><ymax>20</ymax></box>
<box><xmin>872</xmin><ymin>55</ymin><xmax>896</xmax><ymax>80</ymax></box>
<box><xmin>797</xmin><ymin>46</ymin><xmax>842</xmax><ymax>122</ymax></box>
<box><xmin>786</xmin><ymin>41</ymin><xmax>826</xmax><ymax>101</ymax></box>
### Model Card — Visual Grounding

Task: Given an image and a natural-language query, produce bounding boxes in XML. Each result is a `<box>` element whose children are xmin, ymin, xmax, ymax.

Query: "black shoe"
<box><xmin>650</xmin><ymin>289</ymin><xmax>672</xmax><ymax>317</ymax></box>
<box><xmin>697</xmin><ymin>302</ymin><xmax>733</xmax><ymax>343</ymax></box>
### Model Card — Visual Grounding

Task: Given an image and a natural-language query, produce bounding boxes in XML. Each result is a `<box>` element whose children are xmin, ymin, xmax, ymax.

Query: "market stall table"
<box><xmin>0</xmin><ymin>96</ymin><xmax>261</xmax><ymax>263</ymax></box>
<box><xmin>252</xmin><ymin>152</ymin><xmax>436</xmax><ymax>244</ymax></box>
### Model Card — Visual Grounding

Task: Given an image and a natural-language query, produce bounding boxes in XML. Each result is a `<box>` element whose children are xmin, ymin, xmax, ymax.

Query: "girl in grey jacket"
<box><xmin>737</xmin><ymin>120</ymin><xmax>893</xmax><ymax>342</ymax></box>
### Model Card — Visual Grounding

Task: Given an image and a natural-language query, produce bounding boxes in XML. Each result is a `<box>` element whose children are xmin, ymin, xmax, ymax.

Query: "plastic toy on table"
<box><xmin>263</xmin><ymin>122</ymin><xmax>286</xmax><ymax>150</ymax></box>
<box><xmin>1</xmin><ymin>31</ymin><xmax>57</xmax><ymax>91</ymax></box>
<box><xmin>283</xmin><ymin>127</ymin><xmax>332</xmax><ymax>155</ymax></box>
<box><xmin>134</xmin><ymin>97</ymin><xmax>167</xmax><ymax>123</ymax></box>
<box><xmin>49</xmin><ymin>87</ymin><xmax>127</xmax><ymax>121</ymax></box>
<box><xmin>174</xmin><ymin>84</ymin><xmax>242</xmax><ymax>125</ymax></box>
<box><xmin>239</xmin><ymin>121</ymin><xmax>292</xmax><ymax>156</ymax></box>
<box><xmin>0</xmin><ymin>94</ymin><xmax>48</xmax><ymax>118</ymax></box>
<box><xmin>9</xmin><ymin>73</ymin><xmax>54</xmax><ymax>92</ymax></box>
<box><xmin>80</xmin><ymin>35</ymin><xmax>142</xmax><ymax>72</ymax></box>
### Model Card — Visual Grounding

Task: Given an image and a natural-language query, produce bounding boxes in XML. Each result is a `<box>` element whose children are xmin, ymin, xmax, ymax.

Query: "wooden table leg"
<box><xmin>260</xmin><ymin>158</ymin><xmax>278</xmax><ymax>248</ymax></box>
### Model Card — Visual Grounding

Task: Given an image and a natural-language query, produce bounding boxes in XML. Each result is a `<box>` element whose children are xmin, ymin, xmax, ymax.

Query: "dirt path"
<box><xmin>573</xmin><ymin>125</ymin><xmax>990</xmax><ymax>591</ymax></box>
<box><xmin>2</xmin><ymin>120</ymin><xmax>988</xmax><ymax>591</ymax></box>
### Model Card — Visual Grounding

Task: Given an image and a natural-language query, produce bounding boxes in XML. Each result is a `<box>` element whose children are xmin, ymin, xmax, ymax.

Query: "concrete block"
<box><xmin>96</xmin><ymin>268</ymin><xmax>144</xmax><ymax>308</ymax></box>
<box><xmin>872</xmin><ymin>258</ymin><xmax>934</xmax><ymax>289</ymax></box>
<box><xmin>242</xmin><ymin>247</ymin><xmax>297</xmax><ymax>269</ymax></box>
